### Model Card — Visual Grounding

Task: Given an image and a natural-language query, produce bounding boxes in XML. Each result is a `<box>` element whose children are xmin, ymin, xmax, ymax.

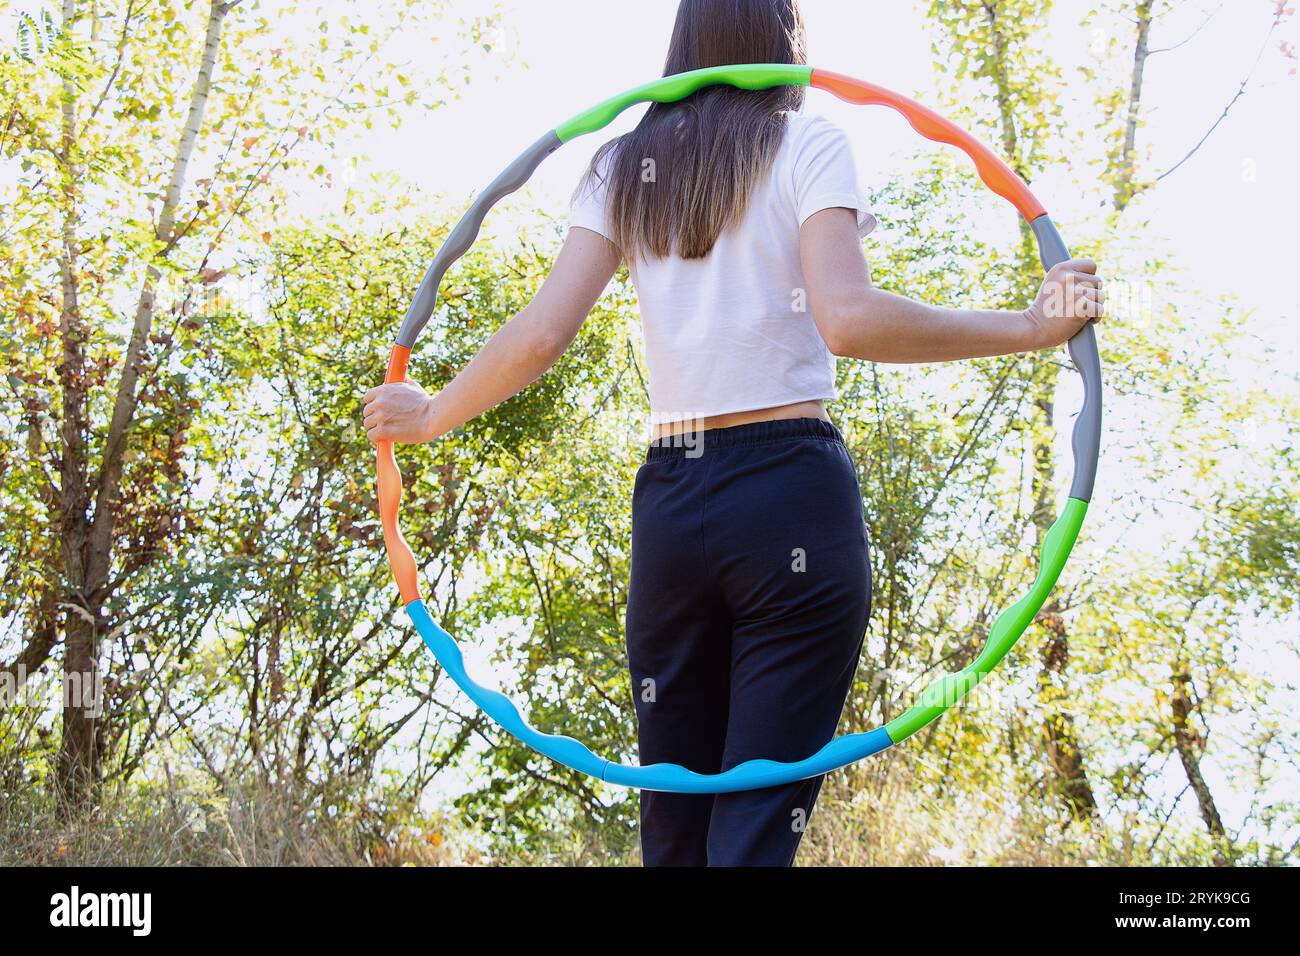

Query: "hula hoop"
<box><xmin>376</xmin><ymin>64</ymin><xmax>1102</xmax><ymax>794</ymax></box>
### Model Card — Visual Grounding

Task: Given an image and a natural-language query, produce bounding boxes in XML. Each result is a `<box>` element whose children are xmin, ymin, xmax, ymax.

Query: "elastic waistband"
<box><xmin>646</xmin><ymin>417</ymin><xmax>844</xmax><ymax>461</ymax></box>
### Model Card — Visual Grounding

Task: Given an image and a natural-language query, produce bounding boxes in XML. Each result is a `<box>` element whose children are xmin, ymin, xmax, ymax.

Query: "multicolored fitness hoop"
<box><xmin>376</xmin><ymin>64</ymin><xmax>1102</xmax><ymax>793</ymax></box>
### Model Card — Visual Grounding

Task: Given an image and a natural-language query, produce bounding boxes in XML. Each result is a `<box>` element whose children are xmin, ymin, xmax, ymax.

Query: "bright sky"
<box><xmin>303</xmin><ymin>0</ymin><xmax>1300</xmax><ymax>334</ymax></box>
<box><xmin>5</xmin><ymin>0</ymin><xmax>1290</xmax><ymax>341</ymax></box>
<box><xmin>0</xmin><ymin>0</ymin><xmax>1290</xmax><ymax>348</ymax></box>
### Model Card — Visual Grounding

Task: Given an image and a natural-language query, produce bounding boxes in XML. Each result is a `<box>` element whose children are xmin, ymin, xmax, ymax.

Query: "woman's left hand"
<box><xmin>363</xmin><ymin>381</ymin><xmax>438</xmax><ymax>445</ymax></box>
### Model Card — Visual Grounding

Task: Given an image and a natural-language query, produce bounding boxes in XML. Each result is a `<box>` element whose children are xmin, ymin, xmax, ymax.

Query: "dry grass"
<box><xmin>797</xmin><ymin>758</ymin><xmax>1146</xmax><ymax>867</ymax></box>
<box><xmin>0</xmin><ymin>750</ymin><xmax>1182</xmax><ymax>867</ymax></box>
<box><xmin>0</xmin><ymin>775</ymin><xmax>476</xmax><ymax>867</ymax></box>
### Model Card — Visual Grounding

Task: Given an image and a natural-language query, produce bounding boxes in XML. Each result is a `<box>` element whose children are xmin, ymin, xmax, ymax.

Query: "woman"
<box><xmin>363</xmin><ymin>0</ymin><xmax>1103</xmax><ymax>867</ymax></box>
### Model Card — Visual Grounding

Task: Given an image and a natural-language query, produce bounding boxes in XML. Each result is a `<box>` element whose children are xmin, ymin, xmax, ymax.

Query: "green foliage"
<box><xmin>0</xmin><ymin>0</ymin><xmax>1294</xmax><ymax>865</ymax></box>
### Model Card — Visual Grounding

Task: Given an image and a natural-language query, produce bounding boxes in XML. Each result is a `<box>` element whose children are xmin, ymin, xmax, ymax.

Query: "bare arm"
<box><xmin>364</xmin><ymin>227</ymin><xmax>621</xmax><ymax>443</ymax></box>
<box><xmin>799</xmin><ymin>207</ymin><xmax>1104</xmax><ymax>362</ymax></box>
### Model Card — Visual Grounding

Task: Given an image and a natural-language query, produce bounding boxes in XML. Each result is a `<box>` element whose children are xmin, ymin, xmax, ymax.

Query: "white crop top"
<box><xmin>569</xmin><ymin>113</ymin><xmax>875</xmax><ymax>425</ymax></box>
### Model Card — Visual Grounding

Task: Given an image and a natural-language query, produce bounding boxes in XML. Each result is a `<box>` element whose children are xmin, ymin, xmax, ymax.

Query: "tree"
<box><xmin>928</xmin><ymin>0</ymin><xmax>1100</xmax><ymax>819</ymax></box>
<box><xmin>0</xmin><ymin>0</ymin><xmax>495</xmax><ymax>806</ymax></box>
<box><xmin>1080</xmin><ymin>0</ymin><xmax>1298</xmax><ymax>858</ymax></box>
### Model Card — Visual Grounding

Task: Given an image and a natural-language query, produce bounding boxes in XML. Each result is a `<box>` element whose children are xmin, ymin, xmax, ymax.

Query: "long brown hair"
<box><xmin>581</xmin><ymin>0</ymin><xmax>807</xmax><ymax>261</ymax></box>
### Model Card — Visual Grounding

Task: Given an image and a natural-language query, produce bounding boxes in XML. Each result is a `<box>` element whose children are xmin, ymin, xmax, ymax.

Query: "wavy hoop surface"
<box><xmin>377</xmin><ymin>64</ymin><xmax>1102</xmax><ymax>793</ymax></box>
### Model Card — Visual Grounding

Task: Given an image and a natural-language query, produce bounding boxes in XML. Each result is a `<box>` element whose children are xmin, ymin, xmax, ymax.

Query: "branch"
<box><xmin>1147</xmin><ymin>2</ymin><xmax>1221</xmax><ymax>56</ymax></box>
<box><xmin>81</xmin><ymin>0</ymin><xmax>137</xmax><ymax>131</ymax></box>
<box><xmin>1</xmin><ymin>625</ymin><xmax>59</xmax><ymax>692</ymax></box>
<box><xmin>1</xmin><ymin>587</ymin><xmax>60</xmax><ymax>694</ymax></box>
<box><xmin>1155</xmin><ymin>6</ymin><xmax>1287</xmax><ymax>183</ymax></box>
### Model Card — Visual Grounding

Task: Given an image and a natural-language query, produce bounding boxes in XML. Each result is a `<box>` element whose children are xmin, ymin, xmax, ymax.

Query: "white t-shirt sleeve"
<box><xmin>569</xmin><ymin>151</ymin><xmax>614</xmax><ymax>242</ymax></box>
<box><xmin>791</xmin><ymin>116</ymin><xmax>877</xmax><ymax>238</ymax></box>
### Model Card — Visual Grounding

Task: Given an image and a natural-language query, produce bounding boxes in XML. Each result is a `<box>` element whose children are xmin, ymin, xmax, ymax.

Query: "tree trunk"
<box><xmin>1114</xmin><ymin>0</ymin><xmax>1154</xmax><ymax>211</ymax></box>
<box><xmin>1170</xmin><ymin>661</ymin><xmax>1233</xmax><ymax>865</ymax></box>
<box><xmin>56</xmin><ymin>0</ymin><xmax>233</xmax><ymax>806</ymax></box>
<box><xmin>980</xmin><ymin>0</ymin><xmax>1099</xmax><ymax>819</ymax></box>
<box><xmin>1038</xmin><ymin>599</ymin><xmax>1098</xmax><ymax>818</ymax></box>
<box><xmin>54</xmin><ymin>0</ymin><xmax>98</xmax><ymax>807</ymax></box>
<box><xmin>1030</xmin><ymin>385</ymin><xmax>1096</xmax><ymax>818</ymax></box>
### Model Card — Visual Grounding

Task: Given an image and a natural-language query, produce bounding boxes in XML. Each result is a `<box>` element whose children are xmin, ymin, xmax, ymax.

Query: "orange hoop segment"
<box><xmin>376</xmin><ymin>344</ymin><xmax>422</xmax><ymax>604</ymax></box>
<box><xmin>809</xmin><ymin>69</ymin><xmax>1046</xmax><ymax>223</ymax></box>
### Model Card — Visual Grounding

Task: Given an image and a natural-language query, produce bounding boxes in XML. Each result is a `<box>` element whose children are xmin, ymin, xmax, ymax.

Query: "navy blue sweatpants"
<box><xmin>625</xmin><ymin>418</ymin><xmax>872</xmax><ymax>866</ymax></box>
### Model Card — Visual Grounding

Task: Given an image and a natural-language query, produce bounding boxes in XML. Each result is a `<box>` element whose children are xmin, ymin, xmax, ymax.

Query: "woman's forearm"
<box><xmin>363</xmin><ymin>229</ymin><xmax>620</xmax><ymax>447</ymax></box>
<box><xmin>422</xmin><ymin>231</ymin><xmax>619</xmax><ymax>439</ymax></box>
<box><xmin>424</xmin><ymin>304</ymin><xmax>568</xmax><ymax>439</ymax></box>
<box><xmin>799</xmin><ymin>209</ymin><xmax>1100</xmax><ymax>365</ymax></box>
<box><xmin>825</xmin><ymin>287</ymin><xmax>1038</xmax><ymax>363</ymax></box>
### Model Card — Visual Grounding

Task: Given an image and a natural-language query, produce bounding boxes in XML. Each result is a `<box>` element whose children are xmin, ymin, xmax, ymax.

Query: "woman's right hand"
<box><xmin>1024</xmin><ymin>258</ymin><xmax>1105</xmax><ymax>349</ymax></box>
<box><xmin>363</xmin><ymin>380</ymin><xmax>438</xmax><ymax>445</ymax></box>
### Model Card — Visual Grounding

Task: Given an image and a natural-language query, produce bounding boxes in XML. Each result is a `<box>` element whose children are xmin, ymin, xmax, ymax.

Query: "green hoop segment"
<box><xmin>378</xmin><ymin>64</ymin><xmax>1102</xmax><ymax>793</ymax></box>
<box><xmin>556</xmin><ymin>64</ymin><xmax>812</xmax><ymax>142</ymax></box>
